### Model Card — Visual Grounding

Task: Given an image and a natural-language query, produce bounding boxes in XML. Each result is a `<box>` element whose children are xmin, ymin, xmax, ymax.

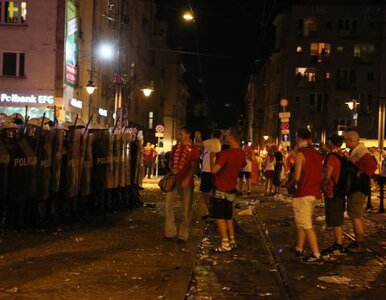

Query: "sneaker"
<box><xmin>345</xmin><ymin>241</ymin><xmax>366</xmax><ymax>253</ymax></box>
<box><xmin>301</xmin><ymin>253</ymin><xmax>324</xmax><ymax>264</ymax></box>
<box><xmin>290</xmin><ymin>246</ymin><xmax>304</xmax><ymax>257</ymax></box>
<box><xmin>322</xmin><ymin>243</ymin><xmax>344</xmax><ymax>256</ymax></box>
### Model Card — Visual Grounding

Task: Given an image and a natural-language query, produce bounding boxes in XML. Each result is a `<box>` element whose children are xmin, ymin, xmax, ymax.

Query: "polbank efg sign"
<box><xmin>0</xmin><ymin>93</ymin><xmax>54</xmax><ymax>105</ymax></box>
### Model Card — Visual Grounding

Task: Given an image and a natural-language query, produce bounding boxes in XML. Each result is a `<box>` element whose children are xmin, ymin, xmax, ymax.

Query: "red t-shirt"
<box><xmin>324</xmin><ymin>151</ymin><xmax>345</xmax><ymax>198</ymax></box>
<box><xmin>142</xmin><ymin>147</ymin><xmax>156</xmax><ymax>162</ymax></box>
<box><xmin>214</xmin><ymin>148</ymin><xmax>246</xmax><ymax>192</ymax></box>
<box><xmin>294</xmin><ymin>147</ymin><xmax>323</xmax><ymax>199</ymax></box>
<box><xmin>171</xmin><ymin>143</ymin><xmax>200</xmax><ymax>186</ymax></box>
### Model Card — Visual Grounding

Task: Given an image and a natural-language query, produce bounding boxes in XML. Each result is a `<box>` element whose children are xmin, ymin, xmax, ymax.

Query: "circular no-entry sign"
<box><xmin>155</xmin><ymin>124</ymin><xmax>164</xmax><ymax>133</ymax></box>
<box><xmin>280</xmin><ymin>98</ymin><xmax>289</xmax><ymax>107</ymax></box>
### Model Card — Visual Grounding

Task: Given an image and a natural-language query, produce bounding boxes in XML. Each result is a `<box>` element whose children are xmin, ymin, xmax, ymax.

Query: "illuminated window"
<box><xmin>295</xmin><ymin>67</ymin><xmax>316</xmax><ymax>86</ymax></box>
<box><xmin>1</xmin><ymin>52</ymin><xmax>25</xmax><ymax>77</ymax></box>
<box><xmin>298</xmin><ymin>17</ymin><xmax>318</xmax><ymax>37</ymax></box>
<box><xmin>354</xmin><ymin>43</ymin><xmax>375</xmax><ymax>63</ymax></box>
<box><xmin>1</xmin><ymin>1</ymin><xmax>27</xmax><ymax>24</ymax></box>
<box><xmin>324</xmin><ymin>71</ymin><xmax>332</xmax><ymax>80</ymax></box>
<box><xmin>296</xmin><ymin>46</ymin><xmax>303</xmax><ymax>53</ymax></box>
<box><xmin>310</xmin><ymin>43</ymin><xmax>331</xmax><ymax>63</ymax></box>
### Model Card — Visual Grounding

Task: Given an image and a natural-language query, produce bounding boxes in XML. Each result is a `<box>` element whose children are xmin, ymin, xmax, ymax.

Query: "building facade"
<box><xmin>250</xmin><ymin>1</ymin><xmax>386</xmax><ymax>146</ymax></box>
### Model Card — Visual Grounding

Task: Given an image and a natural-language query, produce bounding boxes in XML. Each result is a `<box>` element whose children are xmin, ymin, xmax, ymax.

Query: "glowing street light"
<box><xmin>141</xmin><ymin>87</ymin><xmax>154</xmax><ymax>97</ymax></box>
<box><xmin>85</xmin><ymin>80</ymin><xmax>97</xmax><ymax>95</ymax></box>
<box><xmin>99</xmin><ymin>44</ymin><xmax>114</xmax><ymax>59</ymax></box>
<box><xmin>263</xmin><ymin>135</ymin><xmax>269</xmax><ymax>141</ymax></box>
<box><xmin>183</xmin><ymin>11</ymin><xmax>194</xmax><ymax>22</ymax></box>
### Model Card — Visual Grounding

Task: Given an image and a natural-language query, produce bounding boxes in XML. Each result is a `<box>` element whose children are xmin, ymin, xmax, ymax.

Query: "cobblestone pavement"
<box><xmin>0</xmin><ymin>178</ymin><xmax>206</xmax><ymax>299</ymax></box>
<box><xmin>188</xmin><ymin>186</ymin><xmax>385</xmax><ymax>300</ymax></box>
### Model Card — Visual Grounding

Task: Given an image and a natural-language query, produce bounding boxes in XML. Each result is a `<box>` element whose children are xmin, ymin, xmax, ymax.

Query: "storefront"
<box><xmin>0</xmin><ymin>92</ymin><xmax>58</xmax><ymax>120</ymax></box>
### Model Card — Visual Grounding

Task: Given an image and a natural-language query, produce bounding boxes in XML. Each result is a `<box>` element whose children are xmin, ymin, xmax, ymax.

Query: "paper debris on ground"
<box><xmin>318</xmin><ymin>275</ymin><xmax>352</xmax><ymax>285</ymax></box>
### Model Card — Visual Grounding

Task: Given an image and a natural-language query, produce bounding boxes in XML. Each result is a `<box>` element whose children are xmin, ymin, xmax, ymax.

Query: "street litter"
<box><xmin>237</xmin><ymin>207</ymin><xmax>254</xmax><ymax>216</ymax></box>
<box><xmin>222</xmin><ymin>287</ymin><xmax>231</xmax><ymax>291</ymax></box>
<box><xmin>295</xmin><ymin>275</ymin><xmax>305</xmax><ymax>280</ymax></box>
<box><xmin>144</xmin><ymin>203</ymin><xmax>157</xmax><ymax>208</ymax></box>
<box><xmin>316</xmin><ymin>285</ymin><xmax>327</xmax><ymax>290</ymax></box>
<box><xmin>318</xmin><ymin>275</ymin><xmax>351</xmax><ymax>285</ymax></box>
<box><xmin>1</xmin><ymin>287</ymin><xmax>19</xmax><ymax>293</ymax></box>
<box><xmin>75</xmin><ymin>237</ymin><xmax>85</xmax><ymax>242</ymax></box>
<box><xmin>258</xmin><ymin>292</ymin><xmax>272</xmax><ymax>297</ymax></box>
<box><xmin>131</xmin><ymin>276</ymin><xmax>142</xmax><ymax>280</ymax></box>
<box><xmin>316</xmin><ymin>216</ymin><xmax>325</xmax><ymax>221</ymax></box>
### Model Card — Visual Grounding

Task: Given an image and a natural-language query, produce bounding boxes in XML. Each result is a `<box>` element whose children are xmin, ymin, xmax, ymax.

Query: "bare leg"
<box><xmin>238</xmin><ymin>178</ymin><xmax>244</xmax><ymax>193</ymax></box>
<box><xmin>333</xmin><ymin>226</ymin><xmax>343</xmax><ymax>245</ymax></box>
<box><xmin>296</xmin><ymin>228</ymin><xmax>306</xmax><ymax>251</ymax></box>
<box><xmin>305</xmin><ymin>228</ymin><xmax>320</xmax><ymax>255</ymax></box>
<box><xmin>226</xmin><ymin>219</ymin><xmax>234</xmax><ymax>238</ymax></box>
<box><xmin>216</xmin><ymin>219</ymin><xmax>229</xmax><ymax>240</ymax></box>
<box><xmin>246</xmin><ymin>178</ymin><xmax>251</xmax><ymax>193</ymax></box>
<box><xmin>352</xmin><ymin>218</ymin><xmax>365</xmax><ymax>242</ymax></box>
<box><xmin>202</xmin><ymin>192</ymin><xmax>211</xmax><ymax>212</ymax></box>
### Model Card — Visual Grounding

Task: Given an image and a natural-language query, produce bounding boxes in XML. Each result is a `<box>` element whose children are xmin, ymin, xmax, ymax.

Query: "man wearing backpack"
<box><xmin>321</xmin><ymin>135</ymin><xmax>346</xmax><ymax>255</ymax></box>
<box><xmin>344</xmin><ymin>130</ymin><xmax>377</xmax><ymax>253</ymax></box>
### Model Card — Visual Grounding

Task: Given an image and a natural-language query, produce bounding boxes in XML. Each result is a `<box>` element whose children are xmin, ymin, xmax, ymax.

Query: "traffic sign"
<box><xmin>281</xmin><ymin>122</ymin><xmax>290</xmax><ymax>130</ymax></box>
<box><xmin>155</xmin><ymin>132</ymin><xmax>164</xmax><ymax>138</ymax></box>
<box><xmin>279</xmin><ymin>112</ymin><xmax>291</xmax><ymax>119</ymax></box>
<box><xmin>282</xmin><ymin>134</ymin><xmax>290</xmax><ymax>142</ymax></box>
<box><xmin>281</xmin><ymin>129</ymin><xmax>290</xmax><ymax>135</ymax></box>
<box><xmin>280</xmin><ymin>98</ymin><xmax>288</xmax><ymax>107</ymax></box>
<box><xmin>281</xmin><ymin>118</ymin><xmax>290</xmax><ymax>123</ymax></box>
<box><xmin>155</xmin><ymin>124</ymin><xmax>164</xmax><ymax>133</ymax></box>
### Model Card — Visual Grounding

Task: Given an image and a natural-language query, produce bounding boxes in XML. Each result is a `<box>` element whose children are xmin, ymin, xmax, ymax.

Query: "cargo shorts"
<box><xmin>293</xmin><ymin>196</ymin><xmax>316</xmax><ymax>230</ymax></box>
<box><xmin>347</xmin><ymin>192</ymin><xmax>366</xmax><ymax>219</ymax></box>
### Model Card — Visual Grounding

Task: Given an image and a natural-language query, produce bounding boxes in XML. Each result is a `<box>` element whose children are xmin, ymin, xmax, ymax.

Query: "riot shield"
<box><xmin>36</xmin><ymin>129</ymin><xmax>53</xmax><ymax>202</ymax></box>
<box><xmin>0</xmin><ymin>135</ymin><xmax>10</xmax><ymax>214</ymax></box>
<box><xmin>79</xmin><ymin>131</ymin><xmax>93</xmax><ymax>197</ymax></box>
<box><xmin>112</xmin><ymin>133</ymin><xmax>122</xmax><ymax>189</ymax></box>
<box><xmin>106</xmin><ymin>131</ymin><xmax>114</xmax><ymax>190</ymax></box>
<box><xmin>51</xmin><ymin>129</ymin><xmax>64</xmax><ymax>194</ymax></box>
<box><xmin>64</xmin><ymin>128</ymin><xmax>81</xmax><ymax>199</ymax></box>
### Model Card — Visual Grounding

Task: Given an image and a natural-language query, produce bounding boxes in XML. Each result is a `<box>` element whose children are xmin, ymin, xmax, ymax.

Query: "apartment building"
<box><xmin>250</xmin><ymin>0</ymin><xmax>386</xmax><ymax>144</ymax></box>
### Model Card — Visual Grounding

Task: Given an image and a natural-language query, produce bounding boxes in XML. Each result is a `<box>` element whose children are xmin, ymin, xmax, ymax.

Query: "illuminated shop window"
<box><xmin>310</xmin><ymin>43</ymin><xmax>331</xmax><ymax>63</ymax></box>
<box><xmin>2</xmin><ymin>1</ymin><xmax>27</xmax><ymax>24</ymax></box>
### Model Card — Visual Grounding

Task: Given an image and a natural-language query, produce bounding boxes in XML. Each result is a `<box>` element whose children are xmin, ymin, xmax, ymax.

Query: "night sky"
<box><xmin>155</xmin><ymin>0</ymin><xmax>281</xmax><ymax>131</ymax></box>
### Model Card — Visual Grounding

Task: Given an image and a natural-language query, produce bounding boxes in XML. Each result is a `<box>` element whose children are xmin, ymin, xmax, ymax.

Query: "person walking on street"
<box><xmin>344</xmin><ymin>131</ymin><xmax>377</xmax><ymax>253</ymax></box>
<box><xmin>194</xmin><ymin>130</ymin><xmax>222</xmax><ymax>219</ymax></box>
<box><xmin>321</xmin><ymin>135</ymin><xmax>346</xmax><ymax>255</ymax></box>
<box><xmin>164</xmin><ymin>127</ymin><xmax>200</xmax><ymax>243</ymax></box>
<box><xmin>273</xmin><ymin>149</ymin><xmax>284</xmax><ymax>196</ymax></box>
<box><xmin>142</xmin><ymin>143</ymin><xmax>157</xmax><ymax>179</ymax></box>
<box><xmin>288</xmin><ymin>128</ymin><xmax>324</xmax><ymax>263</ymax></box>
<box><xmin>211</xmin><ymin>127</ymin><xmax>246</xmax><ymax>252</ymax></box>
<box><xmin>263</xmin><ymin>145</ymin><xmax>276</xmax><ymax>196</ymax></box>
<box><xmin>238</xmin><ymin>143</ymin><xmax>253</xmax><ymax>195</ymax></box>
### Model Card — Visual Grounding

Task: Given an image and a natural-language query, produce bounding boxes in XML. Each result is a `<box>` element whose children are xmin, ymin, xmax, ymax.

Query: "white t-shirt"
<box><xmin>202</xmin><ymin>138</ymin><xmax>221</xmax><ymax>173</ymax></box>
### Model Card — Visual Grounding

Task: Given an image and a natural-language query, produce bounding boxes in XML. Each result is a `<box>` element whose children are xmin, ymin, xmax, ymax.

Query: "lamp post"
<box><xmin>345</xmin><ymin>99</ymin><xmax>359</xmax><ymax>128</ymax></box>
<box><xmin>182</xmin><ymin>11</ymin><xmax>194</xmax><ymax>22</ymax></box>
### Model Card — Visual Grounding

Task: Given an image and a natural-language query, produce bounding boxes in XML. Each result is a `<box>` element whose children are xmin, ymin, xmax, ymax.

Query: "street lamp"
<box><xmin>183</xmin><ymin>11</ymin><xmax>194</xmax><ymax>22</ymax></box>
<box><xmin>345</xmin><ymin>99</ymin><xmax>359</xmax><ymax>127</ymax></box>
<box><xmin>263</xmin><ymin>135</ymin><xmax>269</xmax><ymax>141</ymax></box>
<box><xmin>85</xmin><ymin>79</ymin><xmax>97</xmax><ymax>95</ymax></box>
<box><xmin>99</xmin><ymin>44</ymin><xmax>114</xmax><ymax>60</ymax></box>
<box><xmin>141</xmin><ymin>87</ymin><xmax>154</xmax><ymax>97</ymax></box>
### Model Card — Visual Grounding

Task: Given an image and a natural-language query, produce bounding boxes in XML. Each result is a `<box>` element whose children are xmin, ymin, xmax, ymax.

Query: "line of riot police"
<box><xmin>0</xmin><ymin>113</ymin><xmax>144</xmax><ymax>230</ymax></box>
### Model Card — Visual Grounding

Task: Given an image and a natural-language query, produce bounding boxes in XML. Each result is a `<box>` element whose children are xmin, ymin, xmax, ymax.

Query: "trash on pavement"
<box><xmin>258</xmin><ymin>292</ymin><xmax>272</xmax><ymax>297</ymax></box>
<box><xmin>1</xmin><ymin>287</ymin><xmax>19</xmax><ymax>293</ymax></box>
<box><xmin>237</xmin><ymin>207</ymin><xmax>254</xmax><ymax>216</ymax></box>
<box><xmin>318</xmin><ymin>275</ymin><xmax>351</xmax><ymax>285</ymax></box>
<box><xmin>316</xmin><ymin>284</ymin><xmax>327</xmax><ymax>290</ymax></box>
<box><xmin>315</xmin><ymin>216</ymin><xmax>325</xmax><ymax>221</ymax></box>
<box><xmin>222</xmin><ymin>286</ymin><xmax>231</xmax><ymax>291</ymax></box>
<box><xmin>75</xmin><ymin>237</ymin><xmax>85</xmax><ymax>242</ymax></box>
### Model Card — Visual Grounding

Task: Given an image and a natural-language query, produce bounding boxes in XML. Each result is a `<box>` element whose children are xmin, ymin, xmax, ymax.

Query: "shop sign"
<box><xmin>98</xmin><ymin>108</ymin><xmax>108</xmax><ymax>117</ymax></box>
<box><xmin>70</xmin><ymin>98</ymin><xmax>82</xmax><ymax>109</ymax></box>
<box><xmin>0</xmin><ymin>93</ymin><xmax>54</xmax><ymax>105</ymax></box>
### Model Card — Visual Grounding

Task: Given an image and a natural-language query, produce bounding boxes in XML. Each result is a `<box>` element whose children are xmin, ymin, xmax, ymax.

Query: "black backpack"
<box><xmin>325</xmin><ymin>153</ymin><xmax>358</xmax><ymax>197</ymax></box>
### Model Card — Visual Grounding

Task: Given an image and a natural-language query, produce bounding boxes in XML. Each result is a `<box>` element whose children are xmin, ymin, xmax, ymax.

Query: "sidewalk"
<box><xmin>188</xmin><ymin>186</ymin><xmax>386</xmax><ymax>300</ymax></box>
<box><xmin>0</xmin><ymin>178</ymin><xmax>206</xmax><ymax>299</ymax></box>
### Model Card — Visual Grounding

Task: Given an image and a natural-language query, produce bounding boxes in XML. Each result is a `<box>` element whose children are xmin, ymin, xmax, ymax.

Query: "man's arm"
<box><xmin>194</xmin><ymin>131</ymin><xmax>204</xmax><ymax>148</ymax></box>
<box><xmin>321</xmin><ymin>165</ymin><xmax>333</xmax><ymax>192</ymax></box>
<box><xmin>289</xmin><ymin>152</ymin><xmax>304</xmax><ymax>186</ymax></box>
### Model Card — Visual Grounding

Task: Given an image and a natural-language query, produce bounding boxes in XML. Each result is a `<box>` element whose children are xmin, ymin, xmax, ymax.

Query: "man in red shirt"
<box><xmin>211</xmin><ymin>127</ymin><xmax>246</xmax><ymax>252</ymax></box>
<box><xmin>164</xmin><ymin>127</ymin><xmax>200</xmax><ymax>242</ymax></box>
<box><xmin>288</xmin><ymin>128</ymin><xmax>323</xmax><ymax>263</ymax></box>
<box><xmin>142</xmin><ymin>143</ymin><xmax>157</xmax><ymax>179</ymax></box>
<box><xmin>321</xmin><ymin>135</ymin><xmax>345</xmax><ymax>255</ymax></box>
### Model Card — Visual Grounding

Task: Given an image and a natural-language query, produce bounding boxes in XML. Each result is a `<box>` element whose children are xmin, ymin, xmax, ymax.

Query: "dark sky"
<box><xmin>155</xmin><ymin>0</ymin><xmax>280</xmax><ymax>129</ymax></box>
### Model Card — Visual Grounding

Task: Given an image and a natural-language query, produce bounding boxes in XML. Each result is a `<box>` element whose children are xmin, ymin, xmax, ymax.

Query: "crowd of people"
<box><xmin>157</xmin><ymin>126</ymin><xmax>385</xmax><ymax>263</ymax></box>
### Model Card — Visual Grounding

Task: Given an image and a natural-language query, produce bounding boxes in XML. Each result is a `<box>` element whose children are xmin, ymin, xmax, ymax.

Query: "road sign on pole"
<box><xmin>155</xmin><ymin>124</ymin><xmax>164</xmax><ymax>133</ymax></box>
